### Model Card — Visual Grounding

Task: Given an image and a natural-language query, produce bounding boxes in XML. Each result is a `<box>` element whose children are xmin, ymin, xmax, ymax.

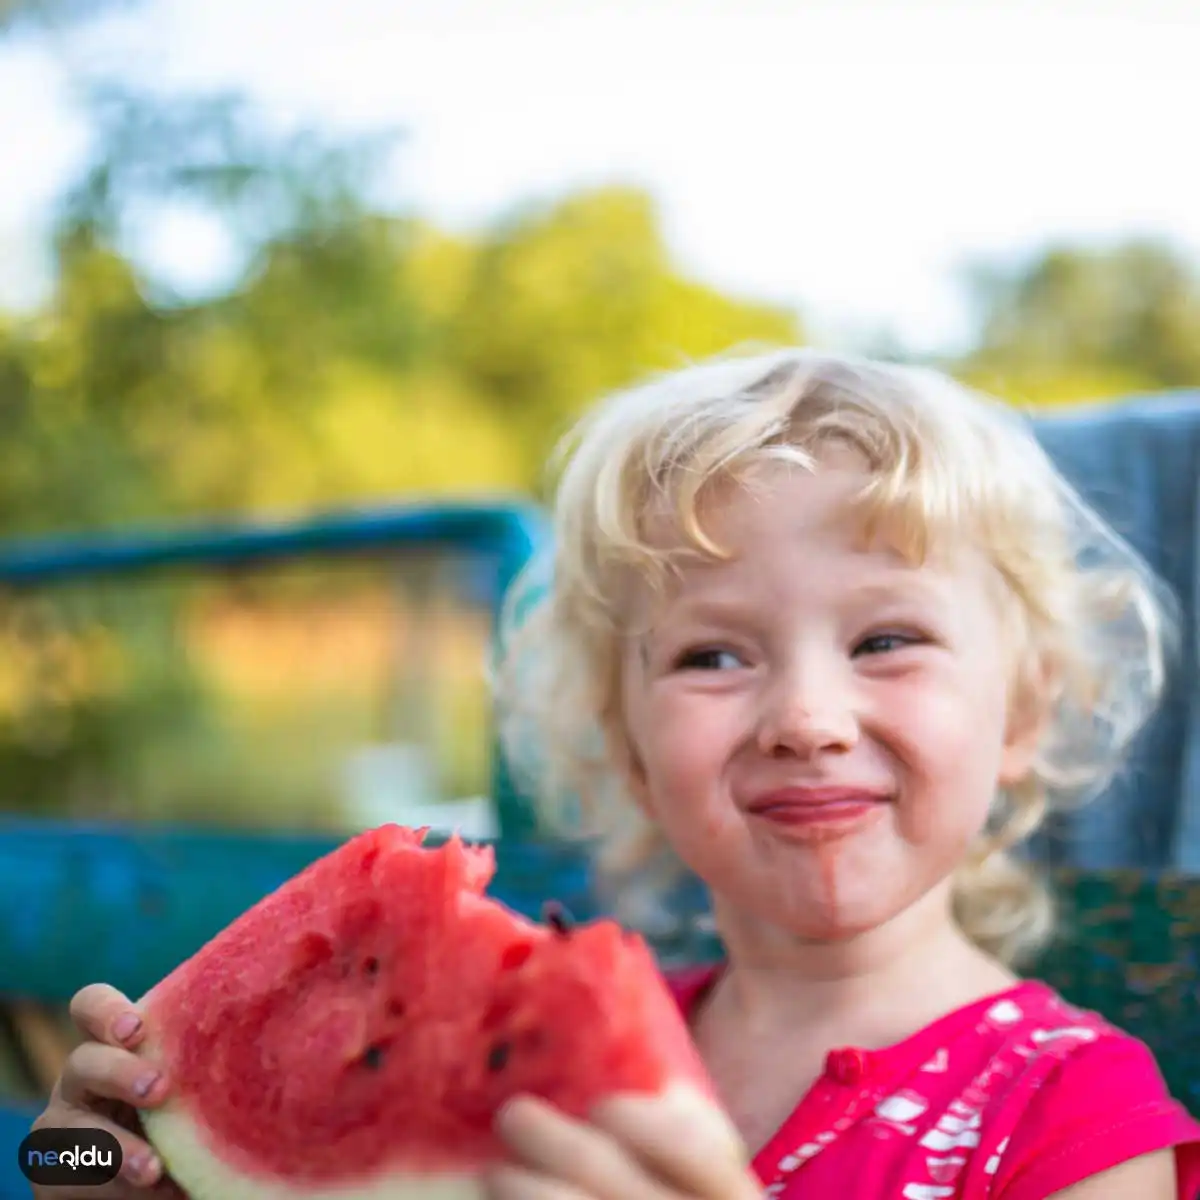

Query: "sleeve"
<box><xmin>992</xmin><ymin>1032</ymin><xmax>1200</xmax><ymax>1200</ymax></box>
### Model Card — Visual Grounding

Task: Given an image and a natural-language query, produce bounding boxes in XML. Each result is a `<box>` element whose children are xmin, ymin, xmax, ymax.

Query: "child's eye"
<box><xmin>675</xmin><ymin>647</ymin><xmax>745</xmax><ymax>671</ymax></box>
<box><xmin>853</xmin><ymin>631</ymin><xmax>923</xmax><ymax>657</ymax></box>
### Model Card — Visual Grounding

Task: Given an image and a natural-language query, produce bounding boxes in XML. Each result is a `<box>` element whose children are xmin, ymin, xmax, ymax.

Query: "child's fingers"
<box><xmin>496</xmin><ymin>1096</ymin><xmax>676</xmax><ymax>1200</ymax></box>
<box><xmin>589</xmin><ymin>1085</ymin><xmax>759</xmax><ymax>1200</ymax></box>
<box><xmin>30</xmin><ymin>1106</ymin><xmax>163</xmax><ymax>1196</ymax></box>
<box><xmin>69</xmin><ymin>984</ymin><xmax>143</xmax><ymax>1047</ymax></box>
<box><xmin>59</xmin><ymin>1041</ymin><xmax>169</xmax><ymax>1110</ymax></box>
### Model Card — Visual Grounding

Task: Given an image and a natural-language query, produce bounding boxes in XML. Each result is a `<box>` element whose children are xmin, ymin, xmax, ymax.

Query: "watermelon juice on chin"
<box><xmin>132</xmin><ymin>823</ymin><xmax>731</xmax><ymax>1200</ymax></box>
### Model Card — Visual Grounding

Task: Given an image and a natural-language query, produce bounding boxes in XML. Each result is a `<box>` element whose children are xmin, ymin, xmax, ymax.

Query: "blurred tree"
<box><xmin>437</xmin><ymin>186</ymin><xmax>802</xmax><ymax>486</ymax></box>
<box><xmin>1</xmin><ymin>90</ymin><xmax>804</xmax><ymax>528</ymax></box>
<box><xmin>0</xmin><ymin>80</ymin><xmax>805</xmax><ymax>822</ymax></box>
<box><xmin>0</xmin><ymin>84</ymin><xmax>424</xmax><ymax>534</ymax></box>
<box><xmin>0</xmin><ymin>85</ymin><xmax>420</xmax><ymax>820</ymax></box>
<box><xmin>289</xmin><ymin>190</ymin><xmax>805</xmax><ymax>505</ymax></box>
<box><xmin>957</xmin><ymin>239</ymin><xmax>1200</xmax><ymax>404</ymax></box>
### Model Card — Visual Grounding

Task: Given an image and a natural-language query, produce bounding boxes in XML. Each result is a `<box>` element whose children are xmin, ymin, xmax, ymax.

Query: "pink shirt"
<box><xmin>670</xmin><ymin>969</ymin><xmax>1200</xmax><ymax>1198</ymax></box>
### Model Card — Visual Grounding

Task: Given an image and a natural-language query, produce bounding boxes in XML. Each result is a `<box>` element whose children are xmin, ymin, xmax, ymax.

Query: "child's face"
<box><xmin>617</xmin><ymin>452</ymin><xmax>1042</xmax><ymax>945</ymax></box>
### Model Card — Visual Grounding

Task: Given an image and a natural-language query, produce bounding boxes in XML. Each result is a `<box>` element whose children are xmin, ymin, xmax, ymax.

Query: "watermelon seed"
<box><xmin>487</xmin><ymin>1041</ymin><xmax>512</xmax><ymax>1072</ymax></box>
<box><xmin>387</xmin><ymin>999</ymin><xmax>405</xmax><ymax>1017</ymax></box>
<box><xmin>363</xmin><ymin>956</ymin><xmax>380</xmax><ymax>977</ymax></box>
<box><xmin>362</xmin><ymin>1043</ymin><xmax>387</xmax><ymax>1070</ymax></box>
<box><xmin>542</xmin><ymin>901</ymin><xmax>574</xmax><ymax>936</ymax></box>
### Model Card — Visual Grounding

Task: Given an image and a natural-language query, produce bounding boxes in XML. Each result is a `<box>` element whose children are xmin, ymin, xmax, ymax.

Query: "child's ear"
<box><xmin>606</xmin><ymin>717</ymin><xmax>653</xmax><ymax>814</ymax></box>
<box><xmin>999</xmin><ymin>664</ymin><xmax>1052</xmax><ymax>787</ymax></box>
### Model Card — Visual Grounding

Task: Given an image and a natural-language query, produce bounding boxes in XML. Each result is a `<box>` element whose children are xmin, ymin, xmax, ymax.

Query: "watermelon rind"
<box><xmin>140</xmin><ymin>1101</ymin><xmax>485</xmax><ymax>1200</ymax></box>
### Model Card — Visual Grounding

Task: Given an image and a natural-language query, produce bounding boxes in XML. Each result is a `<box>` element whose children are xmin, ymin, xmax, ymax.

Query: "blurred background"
<box><xmin>0</xmin><ymin>0</ymin><xmax>1197</xmax><ymax>834</ymax></box>
<box><xmin>3</xmin><ymin>0</ymin><xmax>1200</xmax><ymax>1154</ymax></box>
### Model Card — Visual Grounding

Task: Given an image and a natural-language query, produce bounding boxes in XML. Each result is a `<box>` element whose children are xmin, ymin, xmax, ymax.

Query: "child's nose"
<box><xmin>755</xmin><ymin>673</ymin><xmax>858</xmax><ymax>757</ymax></box>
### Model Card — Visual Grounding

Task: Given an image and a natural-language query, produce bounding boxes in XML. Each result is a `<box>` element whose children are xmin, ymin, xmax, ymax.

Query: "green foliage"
<box><xmin>3</xmin><ymin>75</ymin><xmax>1200</xmax><ymax>827</ymax></box>
<box><xmin>959</xmin><ymin>239</ymin><xmax>1200</xmax><ymax>405</ymax></box>
<box><xmin>436</xmin><ymin>187</ymin><xmax>800</xmax><ymax>485</ymax></box>
<box><xmin>0</xmin><ymin>87</ymin><xmax>803</xmax><ymax>530</ymax></box>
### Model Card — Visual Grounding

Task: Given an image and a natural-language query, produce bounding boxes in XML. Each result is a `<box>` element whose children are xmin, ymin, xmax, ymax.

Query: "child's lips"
<box><xmin>746</xmin><ymin>786</ymin><xmax>891</xmax><ymax>814</ymax></box>
<box><xmin>745</xmin><ymin>787</ymin><xmax>891</xmax><ymax>836</ymax></box>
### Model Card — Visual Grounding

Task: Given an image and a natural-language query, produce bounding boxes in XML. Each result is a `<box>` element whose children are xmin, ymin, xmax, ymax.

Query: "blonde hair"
<box><xmin>495</xmin><ymin>347</ymin><xmax>1177</xmax><ymax>966</ymax></box>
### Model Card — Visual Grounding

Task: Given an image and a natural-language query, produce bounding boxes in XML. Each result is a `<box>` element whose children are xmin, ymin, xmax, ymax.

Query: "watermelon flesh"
<box><xmin>135</xmin><ymin>824</ymin><xmax>717</xmax><ymax>1199</ymax></box>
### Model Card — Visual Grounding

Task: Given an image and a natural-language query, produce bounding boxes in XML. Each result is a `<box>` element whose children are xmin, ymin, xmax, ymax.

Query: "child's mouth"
<box><xmin>745</xmin><ymin>787</ymin><xmax>889</xmax><ymax>840</ymax></box>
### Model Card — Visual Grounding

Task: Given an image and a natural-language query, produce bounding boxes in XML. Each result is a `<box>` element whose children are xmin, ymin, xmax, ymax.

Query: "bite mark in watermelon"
<box><xmin>134</xmin><ymin>824</ymin><xmax>718</xmax><ymax>1199</ymax></box>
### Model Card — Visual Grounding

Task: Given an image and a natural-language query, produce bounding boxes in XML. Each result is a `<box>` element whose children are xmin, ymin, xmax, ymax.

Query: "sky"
<box><xmin>1</xmin><ymin>0</ymin><xmax>1198</xmax><ymax>353</ymax></box>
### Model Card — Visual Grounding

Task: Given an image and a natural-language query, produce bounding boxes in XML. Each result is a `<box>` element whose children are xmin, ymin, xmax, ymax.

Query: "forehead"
<box><xmin>707</xmin><ymin>458</ymin><xmax>872</xmax><ymax>544</ymax></box>
<box><xmin>642</xmin><ymin>457</ymin><xmax>881</xmax><ymax>571</ymax></box>
<box><xmin>634</xmin><ymin>459</ymin><xmax>991</xmax><ymax>614</ymax></box>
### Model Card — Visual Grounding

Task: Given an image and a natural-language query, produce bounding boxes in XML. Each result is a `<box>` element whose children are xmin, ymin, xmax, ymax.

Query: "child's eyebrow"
<box><xmin>842</xmin><ymin>580</ymin><xmax>927</xmax><ymax>603</ymax></box>
<box><xmin>654</xmin><ymin>597</ymin><xmax>760</xmax><ymax>627</ymax></box>
<box><xmin>844</xmin><ymin>576</ymin><xmax>959</xmax><ymax>609</ymax></box>
<box><xmin>649</xmin><ymin>575</ymin><xmax>957</xmax><ymax>631</ymax></box>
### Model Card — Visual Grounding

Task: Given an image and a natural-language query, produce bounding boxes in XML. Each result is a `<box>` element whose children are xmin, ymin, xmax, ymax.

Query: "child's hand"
<box><xmin>486</xmin><ymin>1084</ymin><xmax>763</xmax><ymax>1199</ymax></box>
<box><xmin>29</xmin><ymin>983</ymin><xmax>183</xmax><ymax>1198</ymax></box>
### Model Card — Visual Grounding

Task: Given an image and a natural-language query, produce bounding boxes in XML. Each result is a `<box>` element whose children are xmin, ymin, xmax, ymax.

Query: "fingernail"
<box><xmin>113</xmin><ymin>1013</ymin><xmax>142</xmax><ymax>1043</ymax></box>
<box><xmin>127</xmin><ymin>1152</ymin><xmax>160</xmax><ymax>1183</ymax></box>
<box><xmin>134</xmin><ymin>1072</ymin><xmax>160</xmax><ymax>1099</ymax></box>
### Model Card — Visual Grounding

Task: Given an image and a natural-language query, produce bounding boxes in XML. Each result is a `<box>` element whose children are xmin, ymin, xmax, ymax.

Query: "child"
<box><xmin>33</xmin><ymin>348</ymin><xmax>1200</xmax><ymax>1199</ymax></box>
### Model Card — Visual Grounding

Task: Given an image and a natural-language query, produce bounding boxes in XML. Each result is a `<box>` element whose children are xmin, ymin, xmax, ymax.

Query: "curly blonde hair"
<box><xmin>495</xmin><ymin>347</ymin><xmax>1177</xmax><ymax>966</ymax></box>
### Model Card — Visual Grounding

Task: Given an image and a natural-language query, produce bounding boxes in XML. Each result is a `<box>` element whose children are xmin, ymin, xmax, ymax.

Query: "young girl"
<box><xmin>34</xmin><ymin>348</ymin><xmax>1200</xmax><ymax>1199</ymax></box>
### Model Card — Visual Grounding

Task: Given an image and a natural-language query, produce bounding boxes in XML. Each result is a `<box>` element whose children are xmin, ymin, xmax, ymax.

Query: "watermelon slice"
<box><xmin>134</xmin><ymin>824</ymin><xmax>717</xmax><ymax>1199</ymax></box>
